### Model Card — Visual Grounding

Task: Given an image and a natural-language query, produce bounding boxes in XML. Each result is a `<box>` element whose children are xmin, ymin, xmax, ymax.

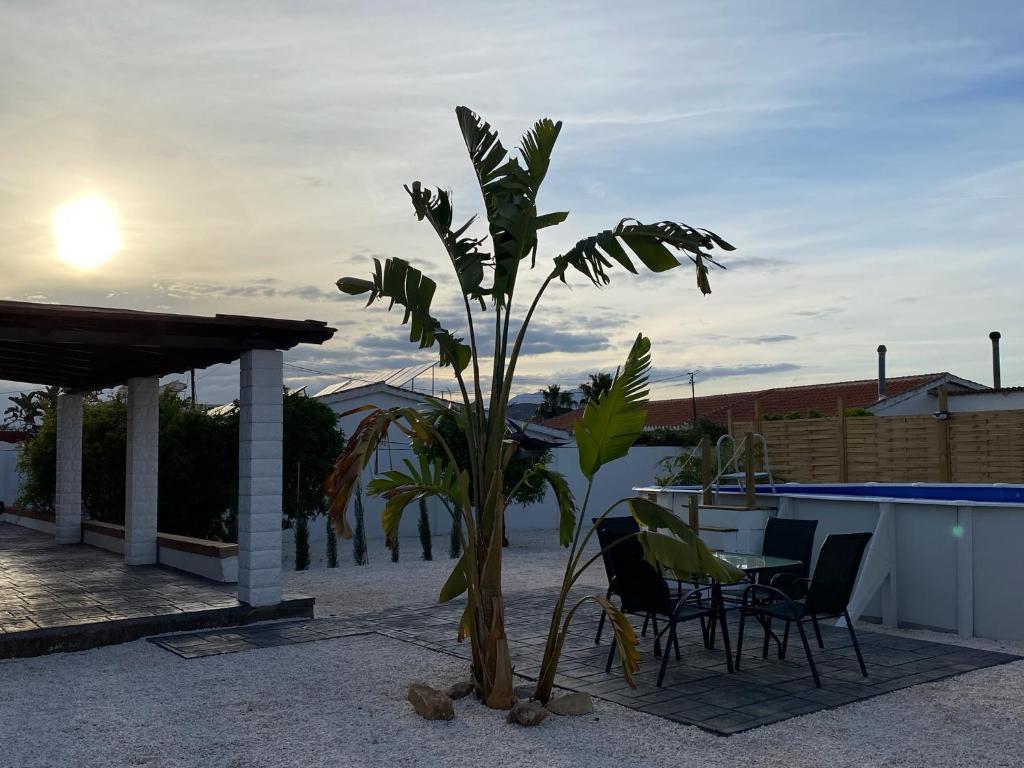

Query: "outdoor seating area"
<box><xmin>0</xmin><ymin>523</ymin><xmax>312</xmax><ymax>659</ymax></box>
<box><xmin>149</xmin><ymin>583</ymin><xmax>1020</xmax><ymax>736</ymax></box>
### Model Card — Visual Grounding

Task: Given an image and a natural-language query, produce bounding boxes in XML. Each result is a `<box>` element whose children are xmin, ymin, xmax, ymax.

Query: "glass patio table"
<box><xmin>712</xmin><ymin>551</ymin><xmax>804</xmax><ymax>580</ymax></box>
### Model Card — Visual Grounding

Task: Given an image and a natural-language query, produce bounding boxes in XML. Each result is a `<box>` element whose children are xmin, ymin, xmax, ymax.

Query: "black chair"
<box><xmin>761</xmin><ymin>517</ymin><xmax>818</xmax><ymax>586</ymax></box>
<box><xmin>593</xmin><ymin>516</ymin><xmax>642</xmax><ymax>645</ymax></box>
<box><xmin>735</xmin><ymin>531</ymin><xmax>872</xmax><ymax>688</ymax></box>
<box><xmin>596</xmin><ymin>517</ymin><xmax>733</xmax><ymax>686</ymax></box>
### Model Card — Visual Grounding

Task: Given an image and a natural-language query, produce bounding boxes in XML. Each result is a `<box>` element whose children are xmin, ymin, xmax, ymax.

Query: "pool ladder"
<box><xmin>712</xmin><ymin>433</ymin><xmax>776</xmax><ymax>503</ymax></box>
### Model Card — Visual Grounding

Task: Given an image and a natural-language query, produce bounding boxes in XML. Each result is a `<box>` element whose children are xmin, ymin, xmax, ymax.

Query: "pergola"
<box><xmin>0</xmin><ymin>300</ymin><xmax>335</xmax><ymax>607</ymax></box>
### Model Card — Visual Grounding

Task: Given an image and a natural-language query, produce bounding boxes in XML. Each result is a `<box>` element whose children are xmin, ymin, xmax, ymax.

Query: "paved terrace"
<box><xmin>0</xmin><ymin>523</ymin><xmax>311</xmax><ymax>658</ymax></box>
<box><xmin>152</xmin><ymin>587</ymin><xmax>1019</xmax><ymax>736</ymax></box>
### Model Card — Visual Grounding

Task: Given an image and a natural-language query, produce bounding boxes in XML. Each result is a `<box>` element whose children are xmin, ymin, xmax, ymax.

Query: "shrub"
<box><xmin>352</xmin><ymin>482</ymin><xmax>368</xmax><ymax>566</ymax></box>
<box><xmin>16</xmin><ymin>387</ymin><xmax>342</xmax><ymax>542</ymax></box>
<box><xmin>418</xmin><ymin>497</ymin><xmax>433</xmax><ymax>560</ymax></box>
<box><xmin>326</xmin><ymin>518</ymin><xmax>338</xmax><ymax>568</ymax></box>
<box><xmin>448</xmin><ymin>514</ymin><xmax>461</xmax><ymax>559</ymax></box>
<box><xmin>634</xmin><ymin>419</ymin><xmax>727</xmax><ymax>447</ymax></box>
<box><xmin>294</xmin><ymin>514</ymin><xmax>310</xmax><ymax>571</ymax></box>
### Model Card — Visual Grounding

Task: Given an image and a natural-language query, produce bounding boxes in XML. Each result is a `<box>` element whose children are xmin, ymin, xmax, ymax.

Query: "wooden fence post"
<box><xmin>700</xmin><ymin>435</ymin><xmax>713</xmax><ymax>505</ymax></box>
<box><xmin>688</xmin><ymin>495</ymin><xmax>700</xmax><ymax>533</ymax></box>
<box><xmin>837</xmin><ymin>396</ymin><xmax>848</xmax><ymax>482</ymax></box>
<box><xmin>744</xmin><ymin>432</ymin><xmax>756</xmax><ymax>509</ymax></box>
<box><xmin>937</xmin><ymin>385</ymin><xmax>952</xmax><ymax>482</ymax></box>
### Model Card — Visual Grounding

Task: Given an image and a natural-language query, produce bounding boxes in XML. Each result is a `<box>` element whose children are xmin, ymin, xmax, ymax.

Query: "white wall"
<box><xmin>948</xmin><ymin>391</ymin><xmax>1024</xmax><ymax>412</ymax></box>
<box><xmin>286</xmin><ymin>444</ymin><xmax>675</xmax><ymax>566</ymax></box>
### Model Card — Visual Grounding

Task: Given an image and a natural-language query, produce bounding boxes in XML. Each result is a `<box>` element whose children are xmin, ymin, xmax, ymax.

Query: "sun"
<box><xmin>51</xmin><ymin>196</ymin><xmax>123</xmax><ymax>270</ymax></box>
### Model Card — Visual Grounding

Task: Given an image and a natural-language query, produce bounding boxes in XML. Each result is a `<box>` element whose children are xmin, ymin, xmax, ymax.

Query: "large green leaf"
<box><xmin>439</xmin><ymin>552</ymin><xmax>469</xmax><ymax>603</ymax></box>
<box><xmin>404</xmin><ymin>182</ymin><xmax>492</xmax><ymax>307</ymax></box>
<box><xmin>523</xmin><ymin>464</ymin><xmax>576</xmax><ymax>547</ymax></box>
<box><xmin>574</xmin><ymin>334</ymin><xmax>651</xmax><ymax>480</ymax></box>
<box><xmin>555</xmin><ymin>219</ymin><xmax>731</xmax><ymax>295</ymax></box>
<box><xmin>336</xmin><ymin>257</ymin><xmax>471</xmax><ymax>372</ymax></box>
<box><xmin>324</xmin><ymin>405</ymin><xmax>437</xmax><ymax>540</ymax></box>
<box><xmin>455</xmin><ymin>106</ymin><xmax>564</xmax><ymax>304</ymax></box>
<box><xmin>593</xmin><ymin>594</ymin><xmax>640</xmax><ymax>687</ymax></box>
<box><xmin>366</xmin><ymin>453</ymin><xmax>462</xmax><ymax>548</ymax></box>
<box><xmin>627</xmin><ymin>497</ymin><xmax>744</xmax><ymax>583</ymax></box>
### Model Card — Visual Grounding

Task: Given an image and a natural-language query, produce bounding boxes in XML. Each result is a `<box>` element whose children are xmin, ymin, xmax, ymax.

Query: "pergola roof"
<box><xmin>0</xmin><ymin>301</ymin><xmax>335</xmax><ymax>391</ymax></box>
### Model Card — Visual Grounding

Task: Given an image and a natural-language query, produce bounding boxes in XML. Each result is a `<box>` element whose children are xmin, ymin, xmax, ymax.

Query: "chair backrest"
<box><xmin>593</xmin><ymin>516</ymin><xmax>669</xmax><ymax>615</ymax></box>
<box><xmin>762</xmin><ymin>517</ymin><xmax>818</xmax><ymax>579</ymax></box>
<box><xmin>805</xmin><ymin>532</ymin><xmax>872</xmax><ymax>615</ymax></box>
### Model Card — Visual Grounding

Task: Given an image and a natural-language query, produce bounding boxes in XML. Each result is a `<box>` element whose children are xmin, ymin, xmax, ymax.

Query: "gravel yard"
<box><xmin>2</xmin><ymin>531</ymin><xmax>1022</xmax><ymax>768</ymax></box>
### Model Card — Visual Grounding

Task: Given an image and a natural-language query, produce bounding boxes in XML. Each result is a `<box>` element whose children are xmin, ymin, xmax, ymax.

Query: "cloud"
<box><xmin>152</xmin><ymin>279</ymin><xmax>343</xmax><ymax>303</ymax></box>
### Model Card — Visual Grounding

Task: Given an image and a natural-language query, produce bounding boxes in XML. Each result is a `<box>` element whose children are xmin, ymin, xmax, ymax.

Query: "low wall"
<box><xmin>0</xmin><ymin>507</ymin><xmax>56</xmax><ymax>535</ymax></box>
<box><xmin>81</xmin><ymin>520</ymin><xmax>238</xmax><ymax>583</ymax></box>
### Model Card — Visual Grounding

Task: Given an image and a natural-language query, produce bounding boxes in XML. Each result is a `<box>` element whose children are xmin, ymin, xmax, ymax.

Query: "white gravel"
<box><xmin>1</xmin><ymin>530</ymin><xmax>1022</xmax><ymax>768</ymax></box>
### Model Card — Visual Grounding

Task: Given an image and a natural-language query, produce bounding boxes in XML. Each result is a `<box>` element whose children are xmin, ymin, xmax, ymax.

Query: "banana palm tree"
<box><xmin>326</xmin><ymin>106</ymin><xmax>734</xmax><ymax>709</ymax></box>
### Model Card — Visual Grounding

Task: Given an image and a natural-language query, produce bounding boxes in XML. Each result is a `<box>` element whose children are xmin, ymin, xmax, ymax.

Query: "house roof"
<box><xmin>540</xmin><ymin>373</ymin><xmax>973</xmax><ymax>431</ymax></box>
<box><xmin>0</xmin><ymin>300</ymin><xmax>335</xmax><ymax>391</ymax></box>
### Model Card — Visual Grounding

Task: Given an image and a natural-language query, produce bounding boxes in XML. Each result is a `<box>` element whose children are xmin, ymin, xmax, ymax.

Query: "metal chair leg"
<box><xmin>656</xmin><ymin>622</ymin><xmax>676</xmax><ymax>687</ymax></box>
<box><xmin>844</xmin><ymin>610</ymin><xmax>868</xmax><ymax>677</ymax></box>
<box><xmin>595</xmin><ymin>587</ymin><xmax>612</xmax><ymax>644</ymax></box>
<box><xmin>735</xmin><ymin>607</ymin><xmax>747</xmax><ymax>670</ymax></box>
<box><xmin>605</xmin><ymin>634</ymin><xmax>617</xmax><ymax>673</ymax></box>
<box><xmin>641</xmin><ymin>613</ymin><xmax>650</xmax><ymax>637</ymax></box>
<box><xmin>780</xmin><ymin>620</ymin><xmax>791</xmax><ymax>659</ymax></box>
<box><xmin>652</xmin><ymin>615</ymin><xmax>662</xmax><ymax>657</ymax></box>
<box><xmin>796</xmin><ymin>620</ymin><xmax>821</xmax><ymax>687</ymax></box>
<box><xmin>762</xmin><ymin>616</ymin><xmax>772</xmax><ymax>659</ymax></box>
<box><xmin>717</xmin><ymin>605</ymin><xmax>734</xmax><ymax>673</ymax></box>
<box><xmin>811</xmin><ymin>614</ymin><xmax>825</xmax><ymax>648</ymax></box>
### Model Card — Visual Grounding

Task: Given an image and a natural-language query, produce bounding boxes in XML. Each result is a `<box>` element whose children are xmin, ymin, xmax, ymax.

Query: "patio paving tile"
<box><xmin>147</xmin><ymin>586</ymin><xmax>1020</xmax><ymax>735</ymax></box>
<box><xmin>0</xmin><ymin>523</ymin><xmax>313</xmax><ymax>658</ymax></box>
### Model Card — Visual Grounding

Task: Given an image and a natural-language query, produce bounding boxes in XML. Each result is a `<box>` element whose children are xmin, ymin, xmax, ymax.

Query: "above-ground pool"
<box><xmin>634</xmin><ymin>482</ymin><xmax>1024</xmax><ymax>642</ymax></box>
<box><xmin>650</xmin><ymin>482</ymin><xmax>1024</xmax><ymax>505</ymax></box>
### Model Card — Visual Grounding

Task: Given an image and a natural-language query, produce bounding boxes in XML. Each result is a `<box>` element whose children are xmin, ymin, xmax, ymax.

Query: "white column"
<box><xmin>124</xmin><ymin>377</ymin><xmax>160</xmax><ymax>565</ymax></box>
<box><xmin>55</xmin><ymin>392</ymin><xmax>84</xmax><ymax>544</ymax></box>
<box><xmin>238</xmin><ymin>349</ymin><xmax>283</xmax><ymax>606</ymax></box>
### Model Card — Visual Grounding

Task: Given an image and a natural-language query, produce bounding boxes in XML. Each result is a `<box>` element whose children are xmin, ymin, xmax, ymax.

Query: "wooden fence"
<box><xmin>729</xmin><ymin>405</ymin><xmax>1024</xmax><ymax>484</ymax></box>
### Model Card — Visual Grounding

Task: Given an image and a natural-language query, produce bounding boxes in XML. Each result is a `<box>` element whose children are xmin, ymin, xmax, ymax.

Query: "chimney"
<box><xmin>877</xmin><ymin>345</ymin><xmax>887</xmax><ymax>399</ymax></box>
<box><xmin>990</xmin><ymin>331</ymin><xmax>1002</xmax><ymax>389</ymax></box>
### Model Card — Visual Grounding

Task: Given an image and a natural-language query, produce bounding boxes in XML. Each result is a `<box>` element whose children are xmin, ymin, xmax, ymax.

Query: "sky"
<box><xmin>1</xmin><ymin>0</ymin><xmax>1022</xmax><ymax>408</ymax></box>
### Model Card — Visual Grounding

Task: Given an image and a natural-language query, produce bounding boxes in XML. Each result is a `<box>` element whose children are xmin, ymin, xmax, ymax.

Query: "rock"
<box><xmin>513</xmin><ymin>684</ymin><xmax>535</xmax><ymax>701</ymax></box>
<box><xmin>446</xmin><ymin>680</ymin><xmax>475</xmax><ymax>700</ymax></box>
<box><xmin>406</xmin><ymin>683</ymin><xmax>455</xmax><ymax>721</ymax></box>
<box><xmin>547</xmin><ymin>692</ymin><xmax>594</xmax><ymax>716</ymax></box>
<box><xmin>506</xmin><ymin>700</ymin><xmax>549</xmax><ymax>727</ymax></box>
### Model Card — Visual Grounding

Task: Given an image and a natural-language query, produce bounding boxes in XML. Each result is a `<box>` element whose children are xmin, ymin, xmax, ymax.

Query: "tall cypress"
<box><xmin>418</xmin><ymin>497</ymin><xmax>433</xmax><ymax>560</ymax></box>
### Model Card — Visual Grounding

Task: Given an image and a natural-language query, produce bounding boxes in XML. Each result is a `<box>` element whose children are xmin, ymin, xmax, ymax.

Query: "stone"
<box><xmin>547</xmin><ymin>692</ymin><xmax>594</xmax><ymax>716</ymax></box>
<box><xmin>506</xmin><ymin>700</ymin><xmax>549</xmax><ymax>727</ymax></box>
<box><xmin>407</xmin><ymin>683</ymin><xmax>455</xmax><ymax>721</ymax></box>
<box><xmin>446</xmin><ymin>680</ymin><xmax>475</xmax><ymax>700</ymax></box>
<box><xmin>513</xmin><ymin>684</ymin><xmax>535</xmax><ymax>701</ymax></box>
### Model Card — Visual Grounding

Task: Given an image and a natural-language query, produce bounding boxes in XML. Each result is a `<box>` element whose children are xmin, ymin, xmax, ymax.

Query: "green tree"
<box><xmin>326</xmin><ymin>106</ymin><xmax>734</xmax><ymax>708</ymax></box>
<box><xmin>17</xmin><ymin>388</ymin><xmax>342</xmax><ymax>542</ymax></box>
<box><xmin>283</xmin><ymin>390</ymin><xmax>345</xmax><ymax>524</ymax></box>
<box><xmin>3</xmin><ymin>386</ymin><xmax>59</xmax><ymax>434</ymax></box>
<box><xmin>578</xmin><ymin>372</ymin><xmax>614</xmax><ymax>407</ymax></box>
<box><xmin>534</xmin><ymin>384</ymin><xmax>574</xmax><ymax>419</ymax></box>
